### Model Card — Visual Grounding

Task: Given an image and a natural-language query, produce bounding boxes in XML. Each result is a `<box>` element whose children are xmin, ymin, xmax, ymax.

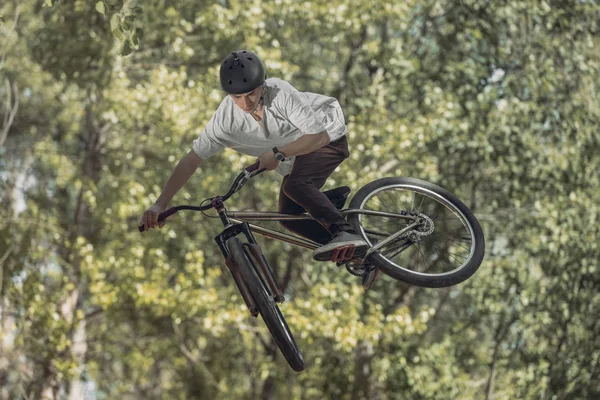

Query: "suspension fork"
<box><xmin>215</xmin><ymin>223</ymin><xmax>285</xmax><ymax>318</ymax></box>
<box><xmin>216</xmin><ymin>223</ymin><xmax>257</xmax><ymax>316</ymax></box>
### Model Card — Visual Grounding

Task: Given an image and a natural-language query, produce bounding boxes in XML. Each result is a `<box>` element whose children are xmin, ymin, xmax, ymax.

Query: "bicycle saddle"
<box><xmin>323</xmin><ymin>186</ymin><xmax>351</xmax><ymax>210</ymax></box>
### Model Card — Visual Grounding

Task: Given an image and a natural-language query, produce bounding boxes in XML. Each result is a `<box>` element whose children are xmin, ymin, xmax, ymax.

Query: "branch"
<box><xmin>0</xmin><ymin>4</ymin><xmax>20</xmax><ymax>62</ymax></box>
<box><xmin>279</xmin><ymin>248</ymin><xmax>300</xmax><ymax>291</ymax></box>
<box><xmin>172</xmin><ymin>322</ymin><xmax>220</xmax><ymax>389</ymax></box>
<box><xmin>0</xmin><ymin>5</ymin><xmax>21</xmax><ymax>148</ymax></box>
<box><xmin>332</xmin><ymin>24</ymin><xmax>369</xmax><ymax>102</ymax></box>
<box><xmin>0</xmin><ymin>80</ymin><xmax>19</xmax><ymax>148</ymax></box>
<box><xmin>0</xmin><ymin>245</ymin><xmax>13</xmax><ymax>267</ymax></box>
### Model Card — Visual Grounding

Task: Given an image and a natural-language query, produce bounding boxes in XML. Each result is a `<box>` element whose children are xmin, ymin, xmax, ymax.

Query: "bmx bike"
<box><xmin>138</xmin><ymin>162</ymin><xmax>485</xmax><ymax>371</ymax></box>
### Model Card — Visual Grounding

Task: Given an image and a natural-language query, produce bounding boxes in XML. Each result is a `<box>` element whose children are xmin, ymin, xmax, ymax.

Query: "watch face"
<box><xmin>275</xmin><ymin>153</ymin><xmax>285</xmax><ymax>161</ymax></box>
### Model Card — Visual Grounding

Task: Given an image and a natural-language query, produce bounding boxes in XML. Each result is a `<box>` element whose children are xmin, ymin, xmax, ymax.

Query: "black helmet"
<box><xmin>219</xmin><ymin>50</ymin><xmax>267</xmax><ymax>94</ymax></box>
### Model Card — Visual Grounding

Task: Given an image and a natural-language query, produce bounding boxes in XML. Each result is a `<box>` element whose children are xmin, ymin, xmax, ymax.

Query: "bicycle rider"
<box><xmin>140</xmin><ymin>50</ymin><xmax>368</xmax><ymax>262</ymax></box>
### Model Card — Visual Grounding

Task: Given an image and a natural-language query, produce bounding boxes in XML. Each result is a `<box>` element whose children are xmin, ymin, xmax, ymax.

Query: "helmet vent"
<box><xmin>228</xmin><ymin>80</ymin><xmax>233</xmax><ymax>85</ymax></box>
<box><xmin>243</xmin><ymin>78</ymin><xmax>247</xmax><ymax>83</ymax></box>
<box><xmin>247</xmin><ymin>57</ymin><xmax>253</xmax><ymax>61</ymax></box>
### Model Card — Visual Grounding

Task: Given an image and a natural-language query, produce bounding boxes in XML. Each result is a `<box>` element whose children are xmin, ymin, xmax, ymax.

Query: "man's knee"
<box><xmin>282</xmin><ymin>175</ymin><xmax>313</xmax><ymax>200</ymax></box>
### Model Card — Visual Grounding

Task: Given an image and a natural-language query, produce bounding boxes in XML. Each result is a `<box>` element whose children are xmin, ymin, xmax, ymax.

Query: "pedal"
<box><xmin>361</xmin><ymin>266</ymin><xmax>381</xmax><ymax>291</ymax></box>
<box><xmin>330</xmin><ymin>244</ymin><xmax>356</xmax><ymax>263</ymax></box>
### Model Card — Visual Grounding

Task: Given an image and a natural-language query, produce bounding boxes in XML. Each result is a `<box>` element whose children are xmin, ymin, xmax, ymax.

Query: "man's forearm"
<box><xmin>155</xmin><ymin>150</ymin><xmax>201</xmax><ymax>207</ymax></box>
<box><xmin>279</xmin><ymin>131</ymin><xmax>330</xmax><ymax>157</ymax></box>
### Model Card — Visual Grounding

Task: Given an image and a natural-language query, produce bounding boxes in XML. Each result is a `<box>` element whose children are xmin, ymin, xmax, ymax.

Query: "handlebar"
<box><xmin>138</xmin><ymin>162</ymin><xmax>266</xmax><ymax>232</ymax></box>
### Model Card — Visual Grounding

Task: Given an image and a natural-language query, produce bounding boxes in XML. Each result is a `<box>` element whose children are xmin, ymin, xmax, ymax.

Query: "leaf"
<box><xmin>95</xmin><ymin>1</ymin><xmax>105</xmax><ymax>15</ymax></box>
<box><xmin>121</xmin><ymin>40</ymin><xmax>133</xmax><ymax>56</ymax></box>
<box><xmin>110</xmin><ymin>13</ymin><xmax>120</xmax><ymax>33</ymax></box>
<box><xmin>131</xmin><ymin>27</ymin><xmax>144</xmax><ymax>47</ymax></box>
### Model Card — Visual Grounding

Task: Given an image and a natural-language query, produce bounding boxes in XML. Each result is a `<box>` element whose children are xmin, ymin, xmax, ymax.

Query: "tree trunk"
<box><xmin>0</xmin><ymin>289</ymin><xmax>13</xmax><ymax>400</ymax></box>
<box><xmin>351</xmin><ymin>295</ymin><xmax>374</xmax><ymax>400</ymax></box>
<box><xmin>351</xmin><ymin>339</ymin><xmax>374</xmax><ymax>400</ymax></box>
<box><xmin>484</xmin><ymin>350</ymin><xmax>497</xmax><ymax>400</ymax></box>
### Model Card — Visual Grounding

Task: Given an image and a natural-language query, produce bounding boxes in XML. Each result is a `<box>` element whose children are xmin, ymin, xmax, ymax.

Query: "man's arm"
<box><xmin>279</xmin><ymin>131</ymin><xmax>330</xmax><ymax>157</ymax></box>
<box><xmin>155</xmin><ymin>150</ymin><xmax>202</xmax><ymax>207</ymax></box>
<box><xmin>257</xmin><ymin>131</ymin><xmax>330</xmax><ymax>170</ymax></box>
<box><xmin>140</xmin><ymin>150</ymin><xmax>202</xmax><ymax>230</ymax></box>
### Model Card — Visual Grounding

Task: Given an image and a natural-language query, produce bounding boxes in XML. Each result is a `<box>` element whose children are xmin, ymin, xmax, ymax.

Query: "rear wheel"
<box><xmin>347</xmin><ymin>177</ymin><xmax>485</xmax><ymax>288</ymax></box>
<box><xmin>227</xmin><ymin>237</ymin><xmax>305</xmax><ymax>371</ymax></box>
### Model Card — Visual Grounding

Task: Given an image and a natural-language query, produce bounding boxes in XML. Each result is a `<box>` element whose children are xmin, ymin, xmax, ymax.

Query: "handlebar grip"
<box><xmin>245</xmin><ymin>161</ymin><xmax>267</xmax><ymax>176</ymax></box>
<box><xmin>245</xmin><ymin>161</ymin><xmax>261</xmax><ymax>173</ymax></box>
<box><xmin>138</xmin><ymin>208</ymin><xmax>178</xmax><ymax>232</ymax></box>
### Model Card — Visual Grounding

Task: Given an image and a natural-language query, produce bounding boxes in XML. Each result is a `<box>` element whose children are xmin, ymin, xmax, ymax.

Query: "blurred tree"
<box><xmin>1</xmin><ymin>0</ymin><xmax>599</xmax><ymax>399</ymax></box>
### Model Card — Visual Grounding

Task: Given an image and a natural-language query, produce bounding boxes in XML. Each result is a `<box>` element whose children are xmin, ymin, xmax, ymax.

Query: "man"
<box><xmin>140</xmin><ymin>50</ymin><xmax>368</xmax><ymax>262</ymax></box>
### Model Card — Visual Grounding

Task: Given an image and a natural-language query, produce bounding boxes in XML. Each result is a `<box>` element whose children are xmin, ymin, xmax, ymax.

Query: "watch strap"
<box><xmin>272</xmin><ymin>147</ymin><xmax>286</xmax><ymax>161</ymax></box>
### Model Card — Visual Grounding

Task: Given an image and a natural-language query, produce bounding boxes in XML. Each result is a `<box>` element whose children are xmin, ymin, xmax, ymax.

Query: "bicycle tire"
<box><xmin>227</xmin><ymin>237</ymin><xmax>305</xmax><ymax>372</ymax></box>
<box><xmin>347</xmin><ymin>177</ymin><xmax>485</xmax><ymax>288</ymax></box>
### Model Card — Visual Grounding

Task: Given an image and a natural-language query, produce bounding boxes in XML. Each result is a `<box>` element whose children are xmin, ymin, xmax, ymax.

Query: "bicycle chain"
<box><xmin>337</xmin><ymin>258</ymin><xmax>373</xmax><ymax>277</ymax></box>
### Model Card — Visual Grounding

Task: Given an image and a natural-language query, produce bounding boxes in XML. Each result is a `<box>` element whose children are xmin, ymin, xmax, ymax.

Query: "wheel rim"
<box><xmin>356</xmin><ymin>183</ymin><xmax>477</xmax><ymax>278</ymax></box>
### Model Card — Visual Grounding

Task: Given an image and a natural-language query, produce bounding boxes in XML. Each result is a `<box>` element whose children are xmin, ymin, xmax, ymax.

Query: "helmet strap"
<box><xmin>250</xmin><ymin>84</ymin><xmax>265</xmax><ymax>115</ymax></box>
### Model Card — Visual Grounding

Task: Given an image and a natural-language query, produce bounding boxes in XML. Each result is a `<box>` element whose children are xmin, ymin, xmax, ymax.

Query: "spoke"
<box><xmin>382</xmin><ymin>241</ymin><xmax>413</xmax><ymax>260</ymax></box>
<box><xmin>430</xmin><ymin>225</ymin><xmax>471</xmax><ymax>238</ymax></box>
<box><xmin>414</xmin><ymin>243</ymin><xmax>434</xmax><ymax>273</ymax></box>
<box><xmin>369</xmin><ymin>198</ymin><xmax>386</xmax><ymax>210</ymax></box>
<box><xmin>431</xmin><ymin>224</ymin><xmax>468</xmax><ymax>234</ymax></box>
<box><xmin>392</xmin><ymin>190</ymin><xmax>402</xmax><ymax>216</ymax></box>
<box><xmin>417</xmin><ymin>194</ymin><xmax>425</xmax><ymax>212</ymax></box>
<box><xmin>427</xmin><ymin>235</ymin><xmax>444</xmax><ymax>263</ymax></box>
<box><xmin>384</xmin><ymin>190</ymin><xmax>398</xmax><ymax>212</ymax></box>
<box><xmin>433</xmin><ymin>243</ymin><xmax>468</xmax><ymax>265</ymax></box>
<box><xmin>377</xmin><ymin>193</ymin><xmax>394</xmax><ymax>212</ymax></box>
<box><xmin>430</xmin><ymin>232</ymin><xmax>472</xmax><ymax>251</ymax></box>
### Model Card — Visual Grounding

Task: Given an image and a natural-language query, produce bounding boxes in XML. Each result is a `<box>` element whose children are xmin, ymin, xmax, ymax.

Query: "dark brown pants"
<box><xmin>278</xmin><ymin>135</ymin><xmax>354</xmax><ymax>245</ymax></box>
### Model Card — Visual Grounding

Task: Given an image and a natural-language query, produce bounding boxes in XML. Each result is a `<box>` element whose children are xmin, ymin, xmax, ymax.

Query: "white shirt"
<box><xmin>192</xmin><ymin>78</ymin><xmax>348</xmax><ymax>176</ymax></box>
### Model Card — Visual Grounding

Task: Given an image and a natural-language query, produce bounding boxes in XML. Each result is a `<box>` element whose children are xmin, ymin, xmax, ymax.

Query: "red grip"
<box><xmin>245</xmin><ymin>161</ymin><xmax>261</xmax><ymax>173</ymax></box>
<box><xmin>138</xmin><ymin>208</ymin><xmax>177</xmax><ymax>232</ymax></box>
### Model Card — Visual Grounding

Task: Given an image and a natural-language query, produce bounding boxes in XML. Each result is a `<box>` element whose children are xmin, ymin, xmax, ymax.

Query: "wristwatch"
<box><xmin>272</xmin><ymin>147</ymin><xmax>287</xmax><ymax>162</ymax></box>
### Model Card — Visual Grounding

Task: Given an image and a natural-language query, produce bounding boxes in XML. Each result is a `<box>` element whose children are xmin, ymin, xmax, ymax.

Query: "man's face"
<box><xmin>230</xmin><ymin>86</ymin><xmax>262</xmax><ymax>113</ymax></box>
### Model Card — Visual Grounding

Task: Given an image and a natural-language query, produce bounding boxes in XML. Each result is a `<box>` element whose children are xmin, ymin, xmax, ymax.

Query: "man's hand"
<box><xmin>140</xmin><ymin>203</ymin><xmax>167</xmax><ymax>231</ymax></box>
<box><xmin>257</xmin><ymin>150</ymin><xmax>279</xmax><ymax>171</ymax></box>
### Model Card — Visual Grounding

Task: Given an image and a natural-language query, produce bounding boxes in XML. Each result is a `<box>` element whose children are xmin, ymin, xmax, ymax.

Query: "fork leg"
<box><xmin>225</xmin><ymin>256</ymin><xmax>259</xmax><ymax>317</ymax></box>
<box><xmin>243</xmin><ymin>243</ymin><xmax>285</xmax><ymax>303</ymax></box>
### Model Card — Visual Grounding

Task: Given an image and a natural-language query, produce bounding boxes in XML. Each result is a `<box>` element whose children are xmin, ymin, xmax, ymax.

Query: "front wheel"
<box><xmin>347</xmin><ymin>177</ymin><xmax>485</xmax><ymax>288</ymax></box>
<box><xmin>227</xmin><ymin>237</ymin><xmax>305</xmax><ymax>372</ymax></box>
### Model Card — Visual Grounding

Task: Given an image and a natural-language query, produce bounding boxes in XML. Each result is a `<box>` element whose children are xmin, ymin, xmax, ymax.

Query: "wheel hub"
<box><xmin>406</xmin><ymin>212</ymin><xmax>434</xmax><ymax>242</ymax></box>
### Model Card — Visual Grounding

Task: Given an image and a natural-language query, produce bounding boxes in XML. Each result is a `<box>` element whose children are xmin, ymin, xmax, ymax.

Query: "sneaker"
<box><xmin>312</xmin><ymin>231</ymin><xmax>369</xmax><ymax>262</ymax></box>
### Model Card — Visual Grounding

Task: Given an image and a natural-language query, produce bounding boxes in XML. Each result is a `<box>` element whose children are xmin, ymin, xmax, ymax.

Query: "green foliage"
<box><xmin>1</xmin><ymin>0</ymin><xmax>599</xmax><ymax>399</ymax></box>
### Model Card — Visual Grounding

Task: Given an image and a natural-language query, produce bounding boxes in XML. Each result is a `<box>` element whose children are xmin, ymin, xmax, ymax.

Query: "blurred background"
<box><xmin>1</xmin><ymin>0</ymin><xmax>599</xmax><ymax>399</ymax></box>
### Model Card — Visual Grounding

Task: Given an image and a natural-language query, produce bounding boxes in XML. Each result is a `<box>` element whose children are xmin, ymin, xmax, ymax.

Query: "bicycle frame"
<box><xmin>226</xmin><ymin>208</ymin><xmax>416</xmax><ymax>251</ymax></box>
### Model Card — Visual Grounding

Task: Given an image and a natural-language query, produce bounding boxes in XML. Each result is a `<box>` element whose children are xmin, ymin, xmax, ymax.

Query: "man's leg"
<box><xmin>280</xmin><ymin>136</ymin><xmax>367</xmax><ymax>261</ymax></box>
<box><xmin>278</xmin><ymin>177</ymin><xmax>333</xmax><ymax>245</ymax></box>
